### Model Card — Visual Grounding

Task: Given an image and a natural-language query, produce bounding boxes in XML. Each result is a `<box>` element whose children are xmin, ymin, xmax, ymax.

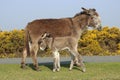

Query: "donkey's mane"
<box><xmin>74</xmin><ymin>11</ymin><xmax>87</xmax><ymax>18</ymax></box>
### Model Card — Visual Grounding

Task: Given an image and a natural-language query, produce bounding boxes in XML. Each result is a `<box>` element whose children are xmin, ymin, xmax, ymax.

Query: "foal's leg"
<box><xmin>57</xmin><ymin>53</ymin><xmax>60</xmax><ymax>71</ymax></box>
<box><xmin>53</xmin><ymin>50</ymin><xmax>60</xmax><ymax>72</ymax></box>
<box><xmin>31</xmin><ymin>43</ymin><xmax>40</xmax><ymax>71</ymax></box>
<box><xmin>21</xmin><ymin>48</ymin><xmax>27</xmax><ymax>69</ymax></box>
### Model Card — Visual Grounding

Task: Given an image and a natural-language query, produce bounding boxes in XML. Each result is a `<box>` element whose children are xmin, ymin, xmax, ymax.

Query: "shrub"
<box><xmin>0</xmin><ymin>30</ymin><xmax>24</xmax><ymax>56</ymax></box>
<box><xmin>0</xmin><ymin>26</ymin><xmax>120</xmax><ymax>58</ymax></box>
<box><xmin>79</xmin><ymin>26</ymin><xmax>120</xmax><ymax>56</ymax></box>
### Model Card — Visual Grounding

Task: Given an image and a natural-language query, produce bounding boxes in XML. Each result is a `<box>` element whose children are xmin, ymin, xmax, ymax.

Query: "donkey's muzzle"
<box><xmin>97</xmin><ymin>25</ymin><xmax>102</xmax><ymax>31</ymax></box>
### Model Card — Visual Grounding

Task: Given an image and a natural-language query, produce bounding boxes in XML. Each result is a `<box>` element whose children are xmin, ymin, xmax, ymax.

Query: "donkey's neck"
<box><xmin>72</xmin><ymin>15</ymin><xmax>89</xmax><ymax>40</ymax></box>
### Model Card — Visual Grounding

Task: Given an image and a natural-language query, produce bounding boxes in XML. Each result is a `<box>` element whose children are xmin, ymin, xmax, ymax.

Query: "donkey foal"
<box><xmin>39</xmin><ymin>33</ymin><xmax>86</xmax><ymax>72</ymax></box>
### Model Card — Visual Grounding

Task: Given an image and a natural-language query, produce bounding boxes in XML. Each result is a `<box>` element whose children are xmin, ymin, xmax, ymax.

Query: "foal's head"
<box><xmin>38</xmin><ymin>33</ymin><xmax>52</xmax><ymax>51</ymax></box>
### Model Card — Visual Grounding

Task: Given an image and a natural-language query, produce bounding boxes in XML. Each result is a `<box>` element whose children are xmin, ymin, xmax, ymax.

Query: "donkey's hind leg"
<box><xmin>21</xmin><ymin>48</ymin><xmax>27</xmax><ymax>69</ymax></box>
<box><xmin>31</xmin><ymin>43</ymin><xmax>40</xmax><ymax>71</ymax></box>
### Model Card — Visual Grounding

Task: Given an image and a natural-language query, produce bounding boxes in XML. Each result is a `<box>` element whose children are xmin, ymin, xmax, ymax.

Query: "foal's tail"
<box><xmin>24</xmin><ymin>26</ymin><xmax>31</xmax><ymax>56</ymax></box>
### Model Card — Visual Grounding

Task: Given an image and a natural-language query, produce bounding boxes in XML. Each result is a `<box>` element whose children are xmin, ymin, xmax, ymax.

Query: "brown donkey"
<box><xmin>21</xmin><ymin>7</ymin><xmax>102</xmax><ymax>71</ymax></box>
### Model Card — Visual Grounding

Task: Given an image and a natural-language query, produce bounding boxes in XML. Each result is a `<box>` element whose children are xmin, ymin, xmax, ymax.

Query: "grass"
<box><xmin>0</xmin><ymin>62</ymin><xmax>120</xmax><ymax>80</ymax></box>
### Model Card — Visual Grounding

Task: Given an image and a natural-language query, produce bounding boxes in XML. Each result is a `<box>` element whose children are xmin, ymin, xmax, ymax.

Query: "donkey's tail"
<box><xmin>24</xmin><ymin>26</ymin><xmax>31</xmax><ymax>56</ymax></box>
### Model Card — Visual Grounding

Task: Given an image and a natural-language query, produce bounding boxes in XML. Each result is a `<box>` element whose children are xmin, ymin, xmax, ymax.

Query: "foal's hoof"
<box><xmin>56</xmin><ymin>68</ymin><xmax>60</xmax><ymax>72</ymax></box>
<box><xmin>53</xmin><ymin>69</ymin><xmax>56</xmax><ymax>72</ymax></box>
<box><xmin>69</xmin><ymin>68</ymin><xmax>72</xmax><ymax>71</ymax></box>
<box><xmin>53</xmin><ymin>68</ymin><xmax>60</xmax><ymax>72</ymax></box>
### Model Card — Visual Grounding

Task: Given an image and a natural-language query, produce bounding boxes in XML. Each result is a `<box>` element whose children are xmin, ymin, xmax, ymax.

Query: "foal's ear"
<box><xmin>41</xmin><ymin>34</ymin><xmax>45</xmax><ymax>39</ymax></box>
<box><xmin>46</xmin><ymin>33</ymin><xmax>51</xmax><ymax>38</ymax></box>
<box><xmin>41</xmin><ymin>32</ymin><xmax>47</xmax><ymax>39</ymax></box>
<box><xmin>41</xmin><ymin>32</ymin><xmax>51</xmax><ymax>39</ymax></box>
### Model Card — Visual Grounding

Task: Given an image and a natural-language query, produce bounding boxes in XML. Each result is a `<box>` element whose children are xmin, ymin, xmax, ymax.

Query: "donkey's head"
<box><xmin>74</xmin><ymin>7</ymin><xmax>102</xmax><ymax>31</ymax></box>
<box><xmin>81</xmin><ymin>7</ymin><xmax>102</xmax><ymax>31</ymax></box>
<box><xmin>38</xmin><ymin>32</ymin><xmax>52</xmax><ymax>51</ymax></box>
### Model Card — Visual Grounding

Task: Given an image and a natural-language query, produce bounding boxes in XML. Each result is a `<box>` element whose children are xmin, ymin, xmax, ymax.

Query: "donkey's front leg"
<box><xmin>69</xmin><ymin>55</ymin><xmax>74</xmax><ymax>71</ymax></box>
<box><xmin>73</xmin><ymin>53</ymin><xmax>86</xmax><ymax>72</ymax></box>
<box><xmin>69</xmin><ymin>49</ymin><xmax>86</xmax><ymax>72</ymax></box>
<box><xmin>77</xmin><ymin>54</ymin><xmax>86</xmax><ymax>72</ymax></box>
<box><xmin>53</xmin><ymin>50</ymin><xmax>60</xmax><ymax>72</ymax></box>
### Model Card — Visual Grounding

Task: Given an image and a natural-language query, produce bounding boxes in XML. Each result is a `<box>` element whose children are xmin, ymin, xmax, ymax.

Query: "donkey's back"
<box><xmin>26</xmin><ymin>18</ymin><xmax>74</xmax><ymax>38</ymax></box>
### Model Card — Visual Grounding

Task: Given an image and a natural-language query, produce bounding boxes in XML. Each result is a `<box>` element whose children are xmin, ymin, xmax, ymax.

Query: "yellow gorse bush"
<box><xmin>0</xmin><ymin>26</ymin><xmax>120</xmax><ymax>58</ymax></box>
<box><xmin>79</xmin><ymin>26</ymin><xmax>120</xmax><ymax>56</ymax></box>
<box><xmin>0</xmin><ymin>29</ymin><xmax>24</xmax><ymax>58</ymax></box>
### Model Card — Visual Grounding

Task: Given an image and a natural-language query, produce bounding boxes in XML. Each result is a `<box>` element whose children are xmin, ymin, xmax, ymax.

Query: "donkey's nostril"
<box><xmin>97</xmin><ymin>25</ymin><xmax>102</xmax><ymax>31</ymax></box>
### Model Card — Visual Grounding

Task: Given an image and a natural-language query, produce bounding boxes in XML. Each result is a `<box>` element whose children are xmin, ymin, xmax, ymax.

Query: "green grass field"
<box><xmin>0</xmin><ymin>63</ymin><xmax>120</xmax><ymax>80</ymax></box>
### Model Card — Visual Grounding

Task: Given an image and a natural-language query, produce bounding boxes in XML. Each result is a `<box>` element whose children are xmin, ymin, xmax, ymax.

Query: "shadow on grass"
<box><xmin>27</xmin><ymin>61</ymin><xmax>70</xmax><ymax>71</ymax></box>
<box><xmin>27</xmin><ymin>61</ymin><xmax>85</xmax><ymax>72</ymax></box>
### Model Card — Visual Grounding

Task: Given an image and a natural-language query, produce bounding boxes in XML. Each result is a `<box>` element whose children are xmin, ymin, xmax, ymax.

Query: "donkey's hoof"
<box><xmin>36</xmin><ymin>69</ymin><xmax>41</xmax><ymax>71</ymax></box>
<box><xmin>21</xmin><ymin>63</ymin><xmax>27</xmax><ymax>69</ymax></box>
<box><xmin>33</xmin><ymin>65</ymin><xmax>40</xmax><ymax>71</ymax></box>
<box><xmin>82</xmin><ymin>68</ymin><xmax>86</xmax><ymax>72</ymax></box>
<box><xmin>35</xmin><ymin>67</ymin><xmax>41</xmax><ymax>71</ymax></box>
<box><xmin>21</xmin><ymin>66</ymin><xmax>27</xmax><ymax>69</ymax></box>
<box><xmin>21</xmin><ymin>65</ymin><xmax>27</xmax><ymax>69</ymax></box>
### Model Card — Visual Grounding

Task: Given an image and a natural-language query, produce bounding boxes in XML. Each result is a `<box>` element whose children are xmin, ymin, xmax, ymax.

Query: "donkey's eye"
<box><xmin>91</xmin><ymin>17</ymin><xmax>94</xmax><ymax>19</ymax></box>
<box><xmin>38</xmin><ymin>40</ymin><xmax>43</xmax><ymax>44</ymax></box>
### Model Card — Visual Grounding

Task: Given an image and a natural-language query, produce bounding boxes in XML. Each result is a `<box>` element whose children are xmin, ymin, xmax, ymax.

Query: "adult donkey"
<box><xmin>21</xmin><ymin>7</ymin><xmax>102</xmax><ymax>71</ymax></box>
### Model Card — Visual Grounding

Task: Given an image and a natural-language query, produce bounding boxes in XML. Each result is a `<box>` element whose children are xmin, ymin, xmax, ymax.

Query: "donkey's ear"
<box><xmin>81</xmin><ymin>7</ymin><xmax>88</xmax><ymax>11</ymax></box>
<box><xmin>90</xmin><ymin>8</ymin><xmax>96</xmax><ymax>12</ymax></box>
<box><xmin>92</xmin><ymin>8</ymin><xmax>96</xmax><ymax>11</ymax></box>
